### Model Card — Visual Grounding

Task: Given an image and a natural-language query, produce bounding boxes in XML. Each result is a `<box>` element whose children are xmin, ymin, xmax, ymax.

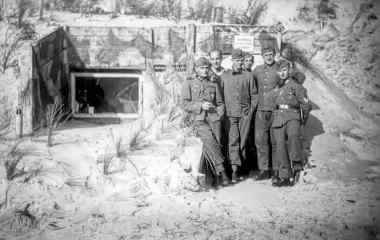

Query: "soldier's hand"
<box><xmin>201</xmin><ymin>102</ymin><xmax>213</xmax><ymax>111</ymax></box>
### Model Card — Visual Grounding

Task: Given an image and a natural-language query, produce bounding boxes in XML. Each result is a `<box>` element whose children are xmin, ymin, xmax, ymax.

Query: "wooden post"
<box><xmin>17</xmin><ymin>0</ymin><xmax>23</xmax><ymax>28</ymax></box>
<box><xmin>39</xmin><ymin>0</ymin><xmax>44</xmax><ymax>20</ymax></box>
<box><xmin>1</xmin><ymin>0</ymin><xmax>6</xmax><ymax>21</ymax></box>
<box><xmin>145</xmin><ymin>28</ymin><xmax>154</xmax><ymax>73</ymax></box>
<box><xmin>276</xmin><ymin>31</ymin><xmax>282</xmax><ymax>53</ymax></box>
<box><xmin>186</xmin><ymin>24</ymin><xmax>196</xmax><ymax>75</ymax></box>
<box><xmin>212</xmin><ymin>25</ymin><xmax>217</xmax><ymax>50</ymax></box>
<box><xmin>62</xmin><ymin>27</ymin><xmax>70</xmax><ymax>109</ymax></box>
<box><xmin>0</xmin><ymin>0</ymin><xmax>4</xmax><ymax>20</ymax></box>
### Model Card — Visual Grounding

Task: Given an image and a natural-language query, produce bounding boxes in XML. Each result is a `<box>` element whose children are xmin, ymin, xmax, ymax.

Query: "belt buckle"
<box><xmin>279</xmin><ymin>104</ymin><xmax>289</xmax><ymax>109</ymax></box>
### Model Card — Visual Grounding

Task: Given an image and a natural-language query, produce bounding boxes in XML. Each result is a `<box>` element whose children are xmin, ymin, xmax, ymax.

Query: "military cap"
<box><xmin>261</xmin><ymin>45</ymin><xmax>275</xmax><ymax>55</ymax></box>
<box><xmin>195</xmin><ymin>57</ymin><xmax>210</xmax><ymax>67</ymax></box>
<box><xmin>231</xmin><ymin>49</ymin><xmax>243</xmax><ymax>59</ymax></box>
<box><xmin>209</xmin><ymin>49</ymin><xmax>222</xmax><ymax>57</ymax></box>
<box><xmin>277</xmin><ymin>59</ymin><xmax>291</xmax><ymax>69</ymax></box>
<box><xmin>243</xmin><ymin>52</ymin><xmax>254</xmax><ymax>59</ymax></box>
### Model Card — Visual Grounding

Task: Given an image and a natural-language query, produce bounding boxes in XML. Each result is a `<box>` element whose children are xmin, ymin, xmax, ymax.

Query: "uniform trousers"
<box><xmin>271</xmin><ymin>119</ymin><xmax>303</xmax><ymax>179</ymax></box>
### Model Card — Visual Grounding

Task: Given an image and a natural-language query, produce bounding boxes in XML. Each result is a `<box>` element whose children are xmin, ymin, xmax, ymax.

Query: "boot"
<box><xmin>271</xmin><ymin>170</ymin><xmax>280</xmax><ymax>186</ymax></box>
<box><xmin>290</xmin><ymin>169</ymin><xmax>301</xmax><ymax>186</ymax></box>
<box><xmin>272</xmin><ymin>178</ymin><xmax>291</xmax><ymax>187</ymax></box>
<box><xmin>215</xmin><ymin>171</ymin><xmax>229</xmax><ymax>189</ymax></box>
<box><xmin>231</xmin><ymin>165</ymin><xmax>238</xmax><ymax>184</ymax></box>
<box><xmin>255</xmin><ymin>170</ymin><xmax>270</xmax><ymax>180</ymax></box>
<box><xmin>220</xmin><ymin>171</ymin><xmax>229</xmax><ymax>186</ymax></box>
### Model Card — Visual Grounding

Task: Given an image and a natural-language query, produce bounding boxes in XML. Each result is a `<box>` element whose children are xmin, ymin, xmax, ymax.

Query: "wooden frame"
<box><xmin>70</xmin><ymin>72</ymin><xmax>143</xmax><ymax>119</ymax></box>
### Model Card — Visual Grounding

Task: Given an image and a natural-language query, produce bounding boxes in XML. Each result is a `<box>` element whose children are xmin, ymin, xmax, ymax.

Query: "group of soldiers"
<box><xmin>181</xmin><ymin>45</ymin><xmax>312</xmax><ymax>189</ymax></box>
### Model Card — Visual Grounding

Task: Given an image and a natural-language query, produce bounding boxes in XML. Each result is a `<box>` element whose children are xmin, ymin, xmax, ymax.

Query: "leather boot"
<box><xmin>255</xmin><ymin>170</ymin><xmax>270</xmax><ymax>180</ymax></box>
<box><xmin>231</xmin><ymin>165</ymin><xmax>238</xmax><ymax>184</ymax></box>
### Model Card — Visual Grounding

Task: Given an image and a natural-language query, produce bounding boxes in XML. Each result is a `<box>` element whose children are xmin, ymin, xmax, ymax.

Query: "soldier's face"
<box><xmin>278</xmin><ymin>66</ymin><xmax>290</xmax><ymax>81</ymax></box>
<box><xmin>196</xmin><ymin>65</ymin><xmax>209</xmax><ymax>78</ymax></box>
<box><xmin>263</xmin><ymin>51</ymin><xmax>274</xmax><ymax>65</ymax></box>
<box><xmin>232</xmin><ymin>58</ymin><xmax>243</xmax><ymax>72</ymax></box>
<box><xmin>244</xmin><ymin>56</ymin><xmax>254</xmax><ymax>70</ymax></box>
<box><xmin>210</xmin><ymin>52</ymin><xmax>222</xmax><ymax>68</ymax></box>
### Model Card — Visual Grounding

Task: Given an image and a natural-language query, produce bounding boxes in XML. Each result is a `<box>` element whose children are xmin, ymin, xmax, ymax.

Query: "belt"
<box><xmin>276</xmin><ymin>104</ymin><xmax>299</xmax><ymax>110</ymax></box>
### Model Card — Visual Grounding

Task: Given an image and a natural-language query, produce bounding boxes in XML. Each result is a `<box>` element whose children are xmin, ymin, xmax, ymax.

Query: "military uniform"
<box><xmin>270</xmin><ymin>78</ymin><xmax>311</xmax><ymax>180</ymax></box>
<box><xmin>181</xmin><ymin>74</ymin><xmax>226</xmax><ymax>175</ymax></box>
<box><xmin>211</xmin><ymin>67</ymin><xmax>225</xmax><ymax>78</ymax></box>
<box><xmin>220</xmin><ymin>70</ymin><xmax>257</xmax><ymax>167</ymax></box>
<box><xmin>252</xmin><ymin>62</ymin><xmax>279</xmax><ymax>171</ymax></box>
<box><xmin>209</xmin><ymin>67</ymin><xmax>226</xmax><ymax>147</ymax></box>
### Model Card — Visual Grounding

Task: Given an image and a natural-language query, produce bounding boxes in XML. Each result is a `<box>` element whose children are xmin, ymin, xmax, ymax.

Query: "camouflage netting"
<box><xmin>31</xmin><ymin>28</ymin><xmax>72</xmax><ymax>130</ymax></box>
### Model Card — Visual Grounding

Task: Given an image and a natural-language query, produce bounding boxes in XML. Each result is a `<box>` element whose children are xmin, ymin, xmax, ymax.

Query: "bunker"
<box><xmin>16</xmin><ymin>23</ymin><xmax>281</xmax><ymax>136</ymax></box>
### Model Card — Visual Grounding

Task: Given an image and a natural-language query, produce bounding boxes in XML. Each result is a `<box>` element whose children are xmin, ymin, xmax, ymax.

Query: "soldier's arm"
<box><xmin>215</xmin><ymin>82</ymin><xmax>225</xmax><ymax>119</ymax></box>
<box><xmin>249</xmin><ymin>73</ymin><xmax>259</xmax><ymax>110</ymax></box>
<box><xmin>252</xmin><ymin>67</ymin><xmax>258</xmax><ymax>85</ymax></box>
<box><xmin>296</xmin><ymin>85</ymin><xmax>312</xmax><ymax>124</ymax></box>
<box><xmin>267</xmin><ymin>86</ymin><xmax>279</xmax><ymax>107</ymax></box>
<box><xmin>181</xmin><ymin>80</ymin><xmax>202</xmax><ymax>114</ymax></box>
<box><xmin>219</xmin><ymin>74</ymin><xmax>225</xmax><ymax>91</ymax></box>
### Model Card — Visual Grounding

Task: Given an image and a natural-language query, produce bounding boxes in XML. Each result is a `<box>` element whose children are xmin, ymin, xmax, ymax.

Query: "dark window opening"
<box><xmin>75</xmin><ymin>76</ymin><xmax>139</xmax><ymax>115</ymax></box>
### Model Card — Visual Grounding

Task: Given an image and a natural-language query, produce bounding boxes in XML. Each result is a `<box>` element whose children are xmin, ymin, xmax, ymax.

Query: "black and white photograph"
<box><xmin>0</xmin><ymin>0</ymin><xmax>379</xmax><ymax>239</ymax></box>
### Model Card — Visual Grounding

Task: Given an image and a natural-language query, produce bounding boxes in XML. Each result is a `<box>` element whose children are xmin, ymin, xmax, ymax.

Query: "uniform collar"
<box><xmin>196</xmin><ymin>76</ymin><xmax>208</xmax><ymax>82</ymax></box>
<box><xmin>264</xmin><ymin>61</ymin><xmax>276</xmax><ymax>68</ymax></box>
<box><xmin>231</xmin><ymin>68</ymin><xmax>243</xmax><ymax>75</ymax></box>
<box><xmin>212</xmin><ymin>67</ymin><xmax>223</xmax><ymax>74</ymax></box>
<box><xmin>284</xmin><ymin>77</ymin><xmax>296</xmax><ymax>86</ymax></box>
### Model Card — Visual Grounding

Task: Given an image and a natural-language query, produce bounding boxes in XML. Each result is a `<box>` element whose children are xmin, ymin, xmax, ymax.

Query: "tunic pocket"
<box><xmin>206</xmin><ymin>86</ymin><xmax>216</xmax><ymax>102</ymax></box>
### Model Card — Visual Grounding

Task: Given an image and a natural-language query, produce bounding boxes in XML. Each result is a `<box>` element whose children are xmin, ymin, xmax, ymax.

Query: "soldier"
<box><xmin>208</xmin><ymin>49</ymin><xmax>225</xmax><ymax>145</ymax></box>
<box><xmin>181</xmin><ymin>57</ymin><xmax>229</xmax><ymax>188</ymax></box>
<box><xmin>209</xmin><ymin>49</ymin><xmax>225</xmax><ymax>78</ymax></box>
<box><xmin>243</xmin><ymin>53</ymin><xmax>254</xmax><ymax>72</ymax></box>
<box><xmin>280</xmin><ymin>46</ymin><xmax>306</xmax><ymax>84</ymax></box>
<box><xmin>241</xmin><ymin>52</ymin><xmax>256</xmax><ymax>176</ymax></box>
<box><xmin>221</xmin><ymin>49</ymin><xmax>258</xmax><ymax>183</ymax></box>
<box><xmin>252</xmin><ymin>45</ymin><xmax>279</xmax><ymax>180</ymax></box>
<box><xmin>270</xmin><ymin>60</ymin><xmax>311</xmax><ymax>186</ymax></box>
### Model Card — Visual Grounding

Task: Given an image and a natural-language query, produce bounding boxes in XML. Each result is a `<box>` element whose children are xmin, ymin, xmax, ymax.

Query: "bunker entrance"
<box><xmin>71</xmin><ymin>71</ymin><xmax>142</xmax><ymax>119</ymax></box>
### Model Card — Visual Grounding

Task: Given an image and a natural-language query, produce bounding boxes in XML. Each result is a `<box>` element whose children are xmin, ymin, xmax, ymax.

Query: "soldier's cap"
<box><xmin>243</xmin><ymin>52</ymin><xmax>254</xmax><ymax>59</ymax></box>
<box><xmin>277</xmin><ymin>59</ymin><xmax>291</xmax><ymax>69</ymax></box>
<box><xmin>195</xmin><ymin>57</ymin><xmax>210</xmax><ymax>67</ymax></box>
<box><xmin>261</xmin><ymin>45</ymin><xmax>275</xmax><ymax>55</ymax></box>
<box><xmin>209</xmin><ymin>49</ymin><xmax>222</xmax><ymax>57</ymax></box>
<box><xmin>231</xmin><ymin>49</ymin><xmax>243</xmax><ymax>59</ymax></box>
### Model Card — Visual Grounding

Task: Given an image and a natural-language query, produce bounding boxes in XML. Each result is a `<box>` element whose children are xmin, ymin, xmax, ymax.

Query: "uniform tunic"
<box><xmin>252</xmin><ymin>62</ymin><xmax>279</xmax><ymax>170</ymax></box>
<box><xmin>220</xmin><ymin>70</ymin><xmax>258</xmax><ymax>166</ymax></box>
<box><xmin>181</xmin><ymin>76</ymin><xmax>225</xmax><ymax>174</ymax></box>
<box><xmin>270</xmin><ymin>78</ymin><xmax>311</xmax><ymax>179</ymax></box>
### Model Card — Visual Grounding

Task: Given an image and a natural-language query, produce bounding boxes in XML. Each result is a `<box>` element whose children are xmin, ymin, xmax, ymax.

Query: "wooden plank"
<box><xmin>186</xmin><ymin>24</ymin><xmax>196</xmax><ymax>75</ymax></box>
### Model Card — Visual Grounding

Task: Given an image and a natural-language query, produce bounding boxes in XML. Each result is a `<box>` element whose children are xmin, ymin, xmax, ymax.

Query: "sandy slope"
<box><xmin>1</xmin><ymin>1</ymin><xmax>380</xmax><ymax>239</ymax></box>
<box><xmin>0</xmin><ymin>112</ymin><xmax>379</xmax><ymax>240</ymax></box>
